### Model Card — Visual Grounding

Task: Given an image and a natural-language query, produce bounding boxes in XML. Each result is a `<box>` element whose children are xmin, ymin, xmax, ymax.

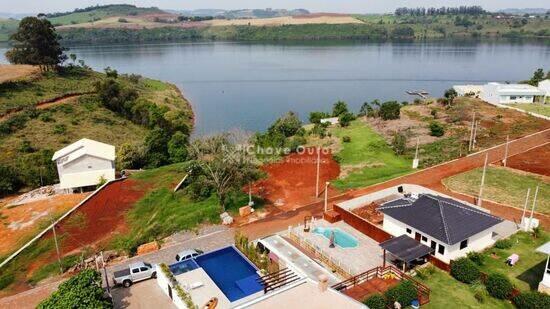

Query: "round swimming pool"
<box><xmin>312</xmin><ymin>227</ymin><xmax>358</xmax><ymax>248</ymax></box>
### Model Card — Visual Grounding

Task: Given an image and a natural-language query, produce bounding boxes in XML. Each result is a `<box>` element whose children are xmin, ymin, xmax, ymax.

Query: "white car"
<box><xmin>113</xmin><ymin>262</ymin><xmax>157</xmax><ymax>288</ymax></box>
<box><xmin>175</xmin><ymin>249</ymin><xmax>203</xmax><ymax>262</ymax></box>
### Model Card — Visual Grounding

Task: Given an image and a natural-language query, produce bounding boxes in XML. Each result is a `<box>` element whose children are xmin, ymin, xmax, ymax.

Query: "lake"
<box><xmin>1</xmin><ymin>40</ymin><xmax>549</xmax><ymax>134</ymax></box>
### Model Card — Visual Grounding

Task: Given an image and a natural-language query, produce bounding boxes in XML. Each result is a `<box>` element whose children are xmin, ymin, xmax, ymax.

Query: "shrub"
<box><xmin>494</xmin><ymin>239</ymin><xmax>513</xmax><ymax>249</ymax></box>
<box><xmin>384</xmin><ymin>280</ymin><xmax>417</xmax><ymax>307</ymax></box>
<box><xmin>513</xmin><ymin>291</ymin><xmax>550</xmax><ymax>309</ymax></box>
<box><xmin>0</xmin><ymin>272</ymin><xmax>15</xmax><ymax>290</ymax></box>
<box><xmin>332</xmin><ymin>101</ymin><xmax>349</xmax><ymax>117</ymax></box>
<box><xmin>0</xmin><ymin>164</ymin><xmax>22</xmax><ymax>197</ymax></box>
<box><xmin>379</xmin><ymin>101</ymin><xmax>401</xmax><ymax>120</ymax></box>
<box><xmin>338</xmin><ymin>112</ymin><xmax>355</xmax><ymax>127</ymax></box>
<box><xmin>309</xmin><ymin>111</ymin><xmax>330</xmax><ymax>124</ymax></box>
<box><xmin>53</xmin><ymin>124</ymin><xmax>66</xmax><ymax>134</ymax></box>
<box><xmin>450</xmin><ymin>257</ymin><xmax>480</xmax><ymax>284</ymax></box>
<box><xmin>342</xmin><ymin>136</ymin><xmax>351</xmax><ymax>143</ymax></box>
<box><xmin>118</xmin><ymin>18</ymin><xmax>128</xmax><ymax>23</ymax></box>
<box><xmin>391</xmin><ymin>132</ymin><xmax>407</xmax><ymax>155</ymax></box>
<box><xmin>429</xmin><ymin>121</ymin><xmax>445</xmax><ymax>137</ymax></box>
<box><xmin>363</xmin><ymin>293</ymin><xmax>386</xmax><ymax>309</ymax></box>
<box><xmin>486</xmin><ymin>273</ymin><xmax>513</xmax><ymax>299</ymax></box>
<box><xmin>467</xmin><ymin>251</ymin><xmax>485</xmax><ymax>266</ymax></box>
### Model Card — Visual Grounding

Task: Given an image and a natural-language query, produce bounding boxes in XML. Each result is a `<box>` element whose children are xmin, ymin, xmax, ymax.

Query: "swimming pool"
<box><xmin>312</xmin><ymin>227</ymin><xmax>359</xmax><ymax>248</ymax></box>
<box><xmin>194</xmin><ymin>246</ymin><xmax>263</xmax><ymax>302</ymax></box>
<box><xmin>169</xmin><ymin>259</ymin><xmax>200</xmax><ymax>276</ymax></box>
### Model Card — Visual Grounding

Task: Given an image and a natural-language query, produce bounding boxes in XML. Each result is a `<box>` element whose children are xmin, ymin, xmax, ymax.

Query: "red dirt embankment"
<box><xmin>504</xmin><ymin>143</ymin><xmax>550</xmax><ymax>176</ymax></box>
<box><xmin>252</xmin><ymin>148</ymin><xmax>340</xmax><ymax>211</ymax></box>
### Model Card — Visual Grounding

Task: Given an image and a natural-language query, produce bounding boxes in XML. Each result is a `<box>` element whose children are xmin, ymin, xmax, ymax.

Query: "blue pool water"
<box><xmin>169</xmin><ymin>259</ymin><xmax>199</xmax><ymax>275</ymax></box>
<box><xmin>195</xmin><ymin>246</ymin><xmax>263</xmax><ymax>302</ymax></box>
<box><xmin>312</xmin><ymin>227</ymin><xmax>359</xmax><ymax>248</ymax></box>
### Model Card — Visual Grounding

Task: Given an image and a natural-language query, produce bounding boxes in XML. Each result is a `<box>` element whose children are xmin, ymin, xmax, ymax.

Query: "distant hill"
<box><xmin>0</xmin><ymin>18</ymin><xmax>19</xmax><ymax>41</ymax></box>
<box><xmin>497</xmin><ymin>8</ymin><xmax>549</xmax><ymax>15</ymax></box>
<box><xmin>46</xmin><ymin>4</ymin><xmax>166</xmax><ymax>26</ymax></box>
<box><xmin>170</xmin><ymin>8</ymin><xmax>310</xmax><ymax>18</ymax></box>
<box><xmin>0</xmin><ymin>12</ymin><xmax>31</xmax><ymax>19</ymax></box>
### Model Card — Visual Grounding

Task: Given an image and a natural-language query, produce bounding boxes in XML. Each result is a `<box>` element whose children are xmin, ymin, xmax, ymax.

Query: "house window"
<box><xmin>430</xmin><ymin>241</ymin><xmax>437</xmax><ymax>255</ymax></box>
<box><xmin>406</xmin><ymin>228</ymin><xmax>412</xmax><ymax>234</ymax></box>
<box><xmin>510</xmin><ymin>96</ymin><xmax>517</xmax><ymax>100</ymax></box>
<box><xmin>438</xmin><ymin>244</ymin><xmax>445</xmax><ymax>255</ymax></box>
<box><xmin>421</xmin><ymin>236</ymin><xmax>428</xmax><ymax>242</ymax></box>
<box><xmin>460</xmin><ymin>239</ymin><xmax>468</xmax><ymax>250</ymax></box>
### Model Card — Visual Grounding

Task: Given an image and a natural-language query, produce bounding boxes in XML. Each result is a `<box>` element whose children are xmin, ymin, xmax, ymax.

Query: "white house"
<box><xmin>536</xmin><ymin>242</ymin><xmax>550</xmax><ymax>294</ymax></box>
<box><xmin>453</xmin><ymin>85</ymin><xmax>483</xmax><ymax>97</ymax></box>
<box><xmin>378</xmin><ymin>193</ymin><xmax>502</xmax><ymax>263</ymax></box>
<box><xmin>320</xmin><ymin>117</ymin><xmax>339</xmax><ymax>126</ymax></box>
<box><xmin>538</xmin><ymin>79</ymin><xmax>550</xmax><ymax>103</ymax></box>
<box><xmin>480</xmin><ymin>82</ymin><xmax>545</xmax><ymax>104</ymax></box>
<box><xmin>52</xmin><ymin>138</ymin><xmax>116</xmax><ymax>191</ymax></box>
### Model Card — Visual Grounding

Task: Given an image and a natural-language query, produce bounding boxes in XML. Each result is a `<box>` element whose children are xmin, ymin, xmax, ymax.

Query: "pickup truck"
<box><xmin>113</xmin><ymin>262</ymin><xmax>157</xmax><ymax>288</ymax></box>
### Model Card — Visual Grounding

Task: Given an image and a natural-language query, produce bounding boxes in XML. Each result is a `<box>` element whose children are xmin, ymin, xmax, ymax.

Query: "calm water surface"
<box><xmin>1</xmin><ymin>40</ymin><xmax>549</xmax><ymax>134</ymax></box>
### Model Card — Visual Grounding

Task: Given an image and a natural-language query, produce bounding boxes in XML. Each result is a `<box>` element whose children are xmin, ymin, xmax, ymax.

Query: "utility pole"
<box><xmin>101</xmin><ymin>251</ymin><xmax>111</xmax><ymax>295</ymax></box>
<box><xmin>324</xmin><ymin>182</ymin><xmax>329</xmax><ymax>212</ymax></box>
<box><xmin>52</xmin><ymin>222</ymin><xmax>63</xmax><ymax>274</ymax></box>
<box><xmin>477</xmin><ymin>153</ymin><xmax>489</xmax><ymax>207</ymax></box>
<box><xmin>528</xmin><ymin>185</ymin><xmax>540</xmax><ymax>231</ymax></box>
<box><xmin>248</xmin><ymin>183</ymin><xmax>253</xmax><ymax>206</ymax></box>
<box><xmin>503</xmin><ymin>135</ymin><xmax>510</xmax><ymax>167</ymax></box>
<box><xmin>413</xmin><ymin>137</ymin><xmax>420</xmax><ymax>169</ymax></box>
<box><xmin>315</xmin><ymin>147</ymin><xmax>321</xmax><ymax>197</ymax></box>
<box><xmin>521</xmin><ymin>188</ymin><xmax>531</xmax><ymax>230</ymax></box>
<box><xmin>469</xmin><ymin>112</ymin><xmax>476</xmax><ymax>151</ymax></box>
<box><xmin>472</xmin><ymin>120</ymin><xmax>479</xmax><ymax>151</ymax></box>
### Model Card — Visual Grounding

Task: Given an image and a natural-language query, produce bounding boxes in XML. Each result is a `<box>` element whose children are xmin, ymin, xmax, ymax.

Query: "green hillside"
<box><xmin>47</xmin><ymin>4</ymin><xmax>165</xmax><ymax>26</ymax></box>
<box><xmin>0</xmin><ymin>65</ymin><xmax>193</xmax><ymax>193</ymax></box>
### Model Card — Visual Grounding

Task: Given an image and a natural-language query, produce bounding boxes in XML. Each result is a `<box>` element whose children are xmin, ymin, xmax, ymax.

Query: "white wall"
<box><xmin>56</xmin><ymin>155</ymin><xmax>115</xmax><ymax>189</ymax></box>
<box><xmin>497</xmin><ymin>95</ymin><xmax>534</xmax><ymax>104</ymax></box>
<box><xmin>156</xmin><ymin>266</ymin><xmax>188</xmax><ymax>309</ymax></box>
<box><xmin>382</xmin><ymin>215</ymin><xmax>496</xmax><ymax>263</ymax></box>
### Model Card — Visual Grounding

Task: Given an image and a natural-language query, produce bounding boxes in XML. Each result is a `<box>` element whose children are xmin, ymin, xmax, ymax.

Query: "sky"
<box><xmin>0</xmin><ymin>0</ymin><xmax>547</xmax><ymax>14</ymax></box>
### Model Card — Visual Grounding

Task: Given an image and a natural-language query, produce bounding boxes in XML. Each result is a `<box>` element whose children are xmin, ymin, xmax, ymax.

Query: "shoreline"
<box><xmin>167</xmin><ymin>82</ymin><xmax>196</xmax><ymax>134</ymax></box>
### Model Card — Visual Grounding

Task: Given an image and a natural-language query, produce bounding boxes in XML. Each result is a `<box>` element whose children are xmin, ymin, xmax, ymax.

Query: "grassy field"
<box><xmin>328</xmin><ymin>120</ymin><xmax>412</xmax><ymax>189</ymax></box>
<box><xmin>47</xmin><ymin>4</ymin><xmax>165</xmax><ymax>26</ymax></box>
<box><xmin>443</xmin><ymin>166</ymin><xmax>549</xmax><ymax>214</ymax></box>
<box><xmin>477</xmin><ymin>231</ymin><xmax>549</xmax><ymax>292</ymax></box>
<box><xmin>418</xmin><ymin>267</ymin><xmax>514</xmax><ymax>308</ymax></box>
<box><xmin>509</xmin><ymin>103</ymin><xmax>550</xmax><ymax>117</ymax></box>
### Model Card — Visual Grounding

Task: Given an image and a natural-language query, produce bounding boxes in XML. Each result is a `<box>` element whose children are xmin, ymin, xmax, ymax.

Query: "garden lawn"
<box><xmin>478</xmin><ymin>231</ymin><xmax>549</xmax><ymax>292</ymax></box>
<box><xmin>418</xmin><ymin>267</ymin><xmax>513</xmax><ymax>309</ymax></box>
<box><xmin>331</xmin><ymin>120</ymin><xmax>412</xmax><ymax>189</ymax></box>
<box><xmin>509</xmin><ymin>103</ymin><xmax>550</xmax><ymax>118</ymax></box>
<box><xmin>443</xmin><ymin>166</ymin><xmax>550</xmax><ymax>214</ymax></box>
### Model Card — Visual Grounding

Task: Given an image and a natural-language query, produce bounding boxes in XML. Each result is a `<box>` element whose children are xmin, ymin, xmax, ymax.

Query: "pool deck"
<box><xmin>291</xmin><ymin>219</ymin><xmax>383</xmax><ymax>275</ymax></box>
<box><xmin>175</xmin><ymin>268</ymin><xmax>231</xmax><ymax>308</ymax></box>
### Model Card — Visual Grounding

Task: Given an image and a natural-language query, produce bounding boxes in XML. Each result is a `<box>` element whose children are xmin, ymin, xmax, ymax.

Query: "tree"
<box><xmin>189</xmin><ymin>133</ymin><xmax>261</xmax><ymax>211</ymax></box>
<box><xmin>444</xmin><ymin>88</ymin><xmax>458</xmax><ymax>105</ymax></box>
<box><xmin>143</xmin><ymin>128</ymin><xmax>170</xmax><ymax>167</ymax></box>
<box><xmin>268</xmin><ymin>111</ymin><xmax>302</xmax><ymax>137</ymax></box>
<box><xmin>391</xmin><ymin>132</ymin><xmax>407</xmax><ymax>155</ymax></box>
<box><xmin>168</xmin><ymin>131</ymin><xmax>189</xmax><ymax>163</ymax></box>
<box><xmin>309</xmin><ymin>111</ymin><xmax>330</xmax><ymax>124</ymax></box>
<box><xmin>5</xmin><ymin>16</ymin><xmax>67</xmax><ymax>71</ymax></box>
<box><xmin>528</xmin><ymin>68</ymin><xmax>545</xmax><ymax>86</ymax></box>
<box><xmin>429</xmin><ymin>121</ymin><xmax>445</xmax><ymax>137</ymax></box>
<box><xmin>338</xmin><ymin>112</ymin><xmax>355</xmax><ymax>127</ymax></box>
<box><xmin>332</xmin><ymin>101</ymin><xmax>349</xmax><ymax>117</ymax></box>
<box><xmin>0</xmin><ymin>164</ymin><xmax>22</xmax><ymax>197</ymax></box>
<box><xmin>391</xmin><ymin>26</ymin><xmax>415</xmax><ymax>38</ymax></box>
<box><xmin>379</xmin><ymin>101</ymin><xmax>401</xmax><ymax>120</ymax></box>
<box><xmin>38</xmin><ymin>269</ymin><xmax>111</xmax><ymax>309</ymax></box>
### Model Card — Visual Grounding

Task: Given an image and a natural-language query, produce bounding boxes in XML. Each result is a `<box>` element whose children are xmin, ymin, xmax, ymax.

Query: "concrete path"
<box><xmin>112</xmin><ymin>280</ymin><xmax>175</xmax><ymax>309</ymax></box>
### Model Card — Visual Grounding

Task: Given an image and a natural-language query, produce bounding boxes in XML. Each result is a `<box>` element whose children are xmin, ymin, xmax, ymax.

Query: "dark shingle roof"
<box><xmin>378</xmin><ymin>194</ymin><xmax>502</xmax><ymax>245</ymax></box>
<box><xmin>380</xmin><ymin>235</ymin><xmax>434</xmax><ymax>263</ymax></box>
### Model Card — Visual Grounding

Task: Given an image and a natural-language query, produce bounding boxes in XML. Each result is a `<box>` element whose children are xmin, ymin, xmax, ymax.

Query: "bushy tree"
<box><xmin>429</xmin><ymin>121</ymin><xmax>445</xmax><ymax>137</ymax></box>
<box><xmin>391</xmin><ymin>132</ymin><xmax>407</xmax><ymax>155</ymax></box>
<box><xmin>513</xmin><ymin>291</ymin><xmax>550</xmax><ymax>309</ymax></box>
<box><xmin>450</xmin><ymin>257</ymin><xmax>480</xmax><ymax>284</ymax></box>
<box><xmin>37</xmin><ymin>269</ymin><xmax>111</xmax><ymax>309</ymax></box>
<box><xmin>486</xmin><ymin>273</ymin><xmax>514</xmax><ymax>299</ymax></box>
<box><xmin>364</xmin><ymin>293</ymin><xmax>386</xmax><ymax>309</ymax></box>
<box><xmin>332</xmin><ymin>101</ymin><xmax>349</xmax><ymax>117</ymax></box>
<box><xmin>0</xmin><ymin>164</ymin><xmax>22</xmax><ymax>196</ymax></box>
<box><xmin>309</xmin><ymin>111</ymin><xmax>330</xmax><ymax>124</ymax></box>
<box><xmin>5</xmin><ymin>16</ymin><xmax>67</xmax><ymax>71</ymax></box>
<box><xmin>268</xmin><ymin>111</ymin><xmax>302</xmax><ymax>137</ymax></box>
<box><xmin>338</xmin><ymin>112</ymin><xmax>355</xmax><ymax>127</ymax></box>
<box><xmin>528</xmin><ymin>68</ymin><xmax>546</xmax><ymax>86</ymax></box>
<box><xmin>143</xmin><ymin>128</ymin><xmax>170</xmax><ymax>167</ymax></box>
<box><xmin>379</xmin><ymin>101</ymin><xmax>401</xmax><ymax>120</ymax></box>
<box><xmin>391</xmin><ymin>26</ymin><xmax>415</xmax><ymax>38</ymax></box>
<box><xmin>384</xmin><ymin>281</ymin><xmax>417</xmax><ymax>307</ymax></box>
<box><xmin>168</xmin><ymin>131</ymin><xmax>189</xmax><ymax>163</ymax></box>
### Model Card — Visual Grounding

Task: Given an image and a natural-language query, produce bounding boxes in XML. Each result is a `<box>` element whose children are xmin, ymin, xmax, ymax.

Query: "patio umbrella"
<box><xmin>329</xmin><ymin>230</ymin><xmax>335</xmax><ymax>248</ymax></box>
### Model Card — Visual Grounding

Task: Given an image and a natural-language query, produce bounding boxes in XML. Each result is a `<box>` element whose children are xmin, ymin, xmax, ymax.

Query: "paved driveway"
<box><xmin>112</xmin><ymin>280</ymin><xmax>175</xmax><ymax>309</ymax></box>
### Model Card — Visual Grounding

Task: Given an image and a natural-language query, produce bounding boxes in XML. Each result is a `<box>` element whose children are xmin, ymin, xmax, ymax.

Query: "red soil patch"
<box><xmin>351</xmin><ymin>202</ymin><xmax>384</xmax><ymax>225</ymax></box>
<box><xmin>252</xmin><ymin>149</ymin><xmax>340</xmax><ymax>211</ymax></box>
<box><xmin>22</xmin><ymin>179</ymin><xmax>147</xmax><ymax>280</ymax></box>
<box><xmin>504</xmin><ymin>143</ymin><xmax>550</xmax><ymax>176</ymax></box>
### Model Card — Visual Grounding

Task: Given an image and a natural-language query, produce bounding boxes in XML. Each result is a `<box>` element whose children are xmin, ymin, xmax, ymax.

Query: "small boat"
<box><xmin>203</xmin><ymin>297</ymin><xmax>218</xmax><ymax>309</ymax></box>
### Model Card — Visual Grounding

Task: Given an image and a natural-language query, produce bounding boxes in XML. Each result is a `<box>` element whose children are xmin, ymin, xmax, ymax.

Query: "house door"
<box><xmin>415</xmin><ymin>232</ymin><xmax>421</xmax><ymax>241</ymax></box>
<box><xmin>430</xmin><ymin>241</ymin><xmax>437</xmax><ymax>255</ymax></box>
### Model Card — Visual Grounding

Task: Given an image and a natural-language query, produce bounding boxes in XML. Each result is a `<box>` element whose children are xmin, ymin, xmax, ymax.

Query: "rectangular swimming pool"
<box><xmin>194</xmin><ymin>246</ymin><xmax>263</xmax><ymax>302</ymax></box>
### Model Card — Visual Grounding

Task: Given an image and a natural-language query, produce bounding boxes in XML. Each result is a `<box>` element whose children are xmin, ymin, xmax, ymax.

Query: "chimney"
<box><xmin>318</xmin><ymin>274</ymin><xmax>328</xmax><ymax>292</ymax></box>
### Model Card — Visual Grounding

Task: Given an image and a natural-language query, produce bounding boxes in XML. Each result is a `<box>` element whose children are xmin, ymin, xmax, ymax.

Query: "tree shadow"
<box><xmin>516</xmin><ymin>259</ymin><xmax>546</xmax><ymax>290</ymax></box>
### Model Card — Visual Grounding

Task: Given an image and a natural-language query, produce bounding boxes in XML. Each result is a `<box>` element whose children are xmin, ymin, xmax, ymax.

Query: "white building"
<box><xmin>320</xmin><ymin>117</ymin><xmax>339</xmax><ymax>126</ymax></box>
<box><xmin>52</xmin><ymin>138</ymin><xmax>116</xmax><ymax>191</ymax></box>
<box><xmin>378</xmin><ymin>193</ymin><xmax>502</xmax><ymax>263</ymax></box>
<box><xmin>538</xmin><ymin>79</ymin><xmax>550</xmax><ymax>103</ymax></box>
<box><xmin>480</xmin><ymin>82</ymin><xmax>545</xmax><ymax>104</ymax></box>
<box><xmin>453</xmin><ymin>85</ymin><xmax>483</xmax><ymax>97</ymax></box>
<box><xmin>536</xmin><ymin>242</ymin><xmax>550</xmax><ymax>294</ymax></box>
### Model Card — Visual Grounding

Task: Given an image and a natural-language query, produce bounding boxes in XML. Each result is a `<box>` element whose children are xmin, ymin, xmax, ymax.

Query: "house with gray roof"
<box><xmin>378</xmin><ymin>194</ymin><xmax>503</xmax><ymax>263</ymax></box>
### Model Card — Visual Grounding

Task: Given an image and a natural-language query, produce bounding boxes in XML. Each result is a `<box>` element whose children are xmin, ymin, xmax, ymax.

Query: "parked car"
<box><xmin>175</xmin><ymin>249</ymin><xmax>204</xmax><ymax>262</ymax></box>
<box><xmin>113</xmin><ymin>262</ymin><xmax>157</xmax><ymax>288</ymax></box>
